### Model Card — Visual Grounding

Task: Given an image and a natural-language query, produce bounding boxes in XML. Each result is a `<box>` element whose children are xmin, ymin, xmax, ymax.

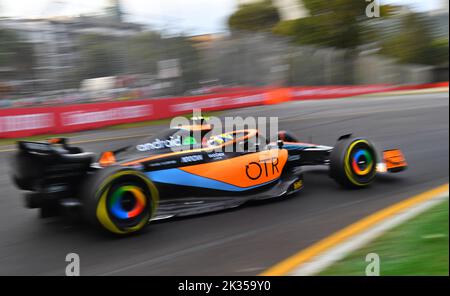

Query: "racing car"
<box><xmin>11</xmin><ymin>119</ymin><xmax>407</xmax><ymax>235</ymax></box>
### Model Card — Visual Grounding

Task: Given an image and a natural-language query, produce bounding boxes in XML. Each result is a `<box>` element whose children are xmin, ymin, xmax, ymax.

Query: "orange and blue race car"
<box><xmin>11</xmin><ymin>119</ymin><xmax>408</xmax><ymax>235</ymax></box>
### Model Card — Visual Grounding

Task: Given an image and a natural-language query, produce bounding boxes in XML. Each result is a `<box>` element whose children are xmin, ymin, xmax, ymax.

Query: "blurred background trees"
<box><xmin>381</xmin><ymin>12</ymin><xmax>449</xmax><ymax>66</ymax></box>
<box><xmin>228</xmin><ymin>0</ymin><xmax>280</xmax><ymax>32</ymax></box>
<box><xmin>229</xmin><ymin>0</ymin><xmax>448</xmax><ymax>67</ymax></box>
<box><xmin>272</xmin><ymin>0</ymin><xmax>368</xmax><ymax>49</ymax></box>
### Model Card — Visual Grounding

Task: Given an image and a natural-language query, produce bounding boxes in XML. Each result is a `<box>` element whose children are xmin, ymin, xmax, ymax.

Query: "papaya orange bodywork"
<box><xmin>181</xmin><ymin>149</ymin><xmax>288</xmax><ymax>188</ymax></box>
<box><xmin>99</xmin><ymin>151</ymin><xmax>116</xmax><ymax>166</ymax></box>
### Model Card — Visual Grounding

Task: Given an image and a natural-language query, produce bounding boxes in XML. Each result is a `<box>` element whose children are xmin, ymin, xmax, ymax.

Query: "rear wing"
<box><xmin>13</xmin><ymin>138</ymin><xmax>94</xmax><ymax>191</ymax></box>
<box><xmin>18</xmin><ymin>138</ymin><xmax>83</xmax><ymax>155</ymax></box>
<box><xmin>18</xmin><ymin>141</ymin><xmax>53</xmax><ymax>154</ymax></box>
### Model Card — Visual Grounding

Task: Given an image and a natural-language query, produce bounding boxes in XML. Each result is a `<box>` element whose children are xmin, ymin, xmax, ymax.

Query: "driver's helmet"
<box><xmin>207</xmin><ymin>133</ymin><xmax>234</xmax><ymax>147</ymax></box>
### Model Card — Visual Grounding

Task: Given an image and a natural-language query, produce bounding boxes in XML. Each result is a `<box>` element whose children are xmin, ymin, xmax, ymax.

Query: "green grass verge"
<box><xmin>319</xmin><ymin>199</ymin><xmax>449</xmax><ymax>276</ymax></box>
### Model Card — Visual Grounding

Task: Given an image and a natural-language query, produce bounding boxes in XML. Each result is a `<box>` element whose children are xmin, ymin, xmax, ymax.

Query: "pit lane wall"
<box><xmin>1</xmin><ymin>82</ymin><xmax>448</xmax><ymax>138</ymax></box>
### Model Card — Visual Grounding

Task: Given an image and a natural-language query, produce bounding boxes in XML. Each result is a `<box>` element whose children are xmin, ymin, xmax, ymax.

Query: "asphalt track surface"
<box><xmin>0</xmin><ymin>92</ymin><xmax>448</xmax><ymax>275</ymax></box>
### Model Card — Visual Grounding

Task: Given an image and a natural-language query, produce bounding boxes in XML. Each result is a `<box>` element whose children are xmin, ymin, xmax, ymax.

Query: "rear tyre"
<box><xmin>330</xmin><ymin>138</ymin><xmax>377</xmax><ymax>188</ymax></box>
<box><xmin>81</xmin><ymin>168</ymin><xmax>159</xmax><ymax>235</ymax></box>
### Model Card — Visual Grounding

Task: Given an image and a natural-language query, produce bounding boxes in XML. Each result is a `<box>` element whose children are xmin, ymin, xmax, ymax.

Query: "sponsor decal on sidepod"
<box><xmin>136</xmin><ymin>136</ymin><xmax>182</xmax><ymax>152</ymax></box>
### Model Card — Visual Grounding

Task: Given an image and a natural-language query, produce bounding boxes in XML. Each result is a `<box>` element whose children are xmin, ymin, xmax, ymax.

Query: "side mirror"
<box><xmin>254</xmin><ymin>142</ymin><xmax>261</xmax><ymax>152</ymax></box>
<box><xmin>277</xmin><ymin>140</ymin><xmax>284</xmax><ymax>149</ymax></box>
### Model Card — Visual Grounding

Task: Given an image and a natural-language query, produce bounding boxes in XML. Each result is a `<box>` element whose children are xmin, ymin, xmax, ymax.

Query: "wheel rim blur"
<box><xmin>351</xmin><ymin>149</ymin><xmax>373</xmax><ymax>176</ymax></box>
<box><xmin>344</xmin><ymin>140</ymin><xmax>377</xmax><ymax>186</ymax></box>
<box><xmin>109</xmin><ymin>185</ymin><xmax>146</xmax><ymax>220</ymax></box>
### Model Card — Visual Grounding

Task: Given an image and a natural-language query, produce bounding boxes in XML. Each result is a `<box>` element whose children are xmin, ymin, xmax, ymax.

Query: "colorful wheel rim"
<box><xmin>344</xmin><ymin>140</ymin><xmax>376</xmax><ymax>186</ymax></box>
<box><xmin>96</xmin><ymin>171</ymin><xmax>159</xmax><ymax>234</ymax></box>
<box><xmin>351</xmin><ymin>149</ymin><xmax>373</xmax><ymax>176</ymax></box>
<box><xmin>109</xmin><ymin>185</ymin><xmax>147</xmax><ymax>219</ymax></box>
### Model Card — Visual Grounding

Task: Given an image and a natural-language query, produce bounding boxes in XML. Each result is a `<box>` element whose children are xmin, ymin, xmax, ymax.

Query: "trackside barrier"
<box><xmin>1</xmin><ymin>82</ymin><xmax>448</xmax><ymax>138</ymax></box>
<box><xmin>0</xmin><ymin>89</ymin><xmax>269</xmax><ymax>138</ymax></box>
<box><xmin>265</xmin><ymin>88</ymin><xmax>291</xmax><ymax>105</ymax></box>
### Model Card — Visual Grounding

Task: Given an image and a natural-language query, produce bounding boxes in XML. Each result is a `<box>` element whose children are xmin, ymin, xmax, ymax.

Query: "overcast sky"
<box><xmin>0</xmin><ymin>0</ymin><xmax>444</xmax><ymax>35</ymax></box>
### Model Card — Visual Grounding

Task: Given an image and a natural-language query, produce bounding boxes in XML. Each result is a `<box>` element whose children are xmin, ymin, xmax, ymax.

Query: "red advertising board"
<box><xmin>0</xmin><ymin>107</ymin><xmax>56</xmax><ymax>138</ymax></box>
<box><xmin>0</xmin><ymin>89</ymin><xmax>269</xmax><ymax>138</ymax></box>
<box><xmin>55</xmin><ymin>101</ymin><xmax>155</xmax><ymax>133</ymax></box>
<box><xmin>0</xmin><ymin>83</ymin><xmax>447</xmax><ymax>138</ymax></box>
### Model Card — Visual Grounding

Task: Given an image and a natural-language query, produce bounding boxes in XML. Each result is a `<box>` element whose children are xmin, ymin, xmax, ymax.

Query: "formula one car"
<box><xmin>11</xmin><ymin>119</ymin><xmax>407</xmax><ymax>235</ymax></box>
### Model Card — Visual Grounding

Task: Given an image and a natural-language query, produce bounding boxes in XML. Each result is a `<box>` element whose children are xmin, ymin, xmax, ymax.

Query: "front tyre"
<box><xmin>81</xmin><ymin>168</ymin><xmax>159</xmax><ymax>235</ymax></box>
<box><xmin>330</xmin><ymin>138</ymin><xmax>377</xmax><ymax>188</ymax></box>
